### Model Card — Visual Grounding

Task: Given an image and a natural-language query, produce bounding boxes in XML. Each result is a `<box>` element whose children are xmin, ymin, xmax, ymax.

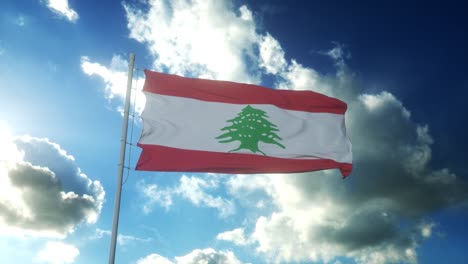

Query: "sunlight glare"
<box><xmin>0</xmin><ymin>122</ymin><xmax>31</xmax><ymax>221</ymax></box>
<box><xmin>0</xmin><ymin>122</ymin><xmax>24</xmax><ymax>163</ymax></box>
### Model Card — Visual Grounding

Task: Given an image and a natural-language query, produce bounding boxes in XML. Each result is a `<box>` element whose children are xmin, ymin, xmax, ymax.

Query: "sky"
<box><xmin>0</xmin><ymin>0</ymin><xmax>467</xmax><ymax>263</ymax></box>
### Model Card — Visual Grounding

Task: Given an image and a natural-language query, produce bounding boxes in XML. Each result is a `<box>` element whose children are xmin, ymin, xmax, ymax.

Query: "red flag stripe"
<box><xmin>144</xmin><ymin>70</ymin><xmax>347</xmax><ymax>114</ymax></box>
<box><xmin>137</xmin><ymin>144</ymin><xmax>352</xmax><ymax>178</ymax></box>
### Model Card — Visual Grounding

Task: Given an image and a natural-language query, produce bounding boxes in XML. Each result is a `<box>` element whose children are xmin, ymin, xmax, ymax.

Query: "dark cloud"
<box><xmin>14</xmin><ymin>137</ymin><xmax>90</xmax><ymax>196</ymax></box>
<box><xmin>324</xmin><ymin>211</ymin><xmax>398</xmax><ymax>249</ymax></box>
<box><xmin>0</xmin><ymin>136</ymin><xmax>104</xmax><ymax>236</ymax></box>
<box><xmin>227</xmin><ymin>60</ymin><xmax>468</xmax><ymax>263</ymax></box>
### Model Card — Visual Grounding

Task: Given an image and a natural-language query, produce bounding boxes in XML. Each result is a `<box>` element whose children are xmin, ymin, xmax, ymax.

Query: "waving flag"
<box><xmin>136</xmin><ymin>70</ymin><xmax>352</xmax><ymax>177</ymax></box>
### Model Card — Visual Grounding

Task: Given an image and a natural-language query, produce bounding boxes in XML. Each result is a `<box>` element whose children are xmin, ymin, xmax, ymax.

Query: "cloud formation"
<box><xmin>124</xmin><ymin>0</ymin><xmax>260</xmax><ymax>83</ymax></box>
<box><xmin>138</xmin><ymin>174</ymin><xmax>235</xmax><ymax>218</ymax></box>
<box><xmin>136</xmin><ymin>248</ymin><xmax>244</xmax><ymax>264</ymax></box>
<box><xmin>0</xmin><ymin>128</ymin><xmax>104</xmax><ymax>237</ymax></box>
<box><xmin>137</xmin><ymin>254</ymin><xmax>173</xmax><ymax>264</ymax></box>
<box><xmin>41</xmin><ymin>0</ymin><xmax>79</xmax><ymax>22</ymax></box>
<box><xmin>80</xmin><ymin>55</ymin><xmax>145</xmax><ymax>114</ymax></box>
<box><xmin>35</xmin><ymin>241</ymin><xmax>79</xmax><ymax>264</ymax></box>
<box><xmin>91</xmin><ymin>228</ymin><xmax>152</xmax><ymax>247</ymax></box>
<box><xmin>216</xmin><ymin>228</ymin><xmax>250</xmax><ymax>246</ymax></box>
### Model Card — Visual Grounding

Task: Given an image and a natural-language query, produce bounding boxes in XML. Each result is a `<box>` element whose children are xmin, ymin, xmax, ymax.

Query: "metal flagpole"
<box><xmin>108</xmin><ymin>53</ymin><xmax>135</xmax><ymax>264</ymax></box>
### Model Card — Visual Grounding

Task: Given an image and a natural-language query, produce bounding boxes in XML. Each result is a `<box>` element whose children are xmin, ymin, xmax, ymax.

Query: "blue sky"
<box><xmin>1</xmin><ymin>0</ymin><xmax>467</xmax><ymax>263</ymax></box>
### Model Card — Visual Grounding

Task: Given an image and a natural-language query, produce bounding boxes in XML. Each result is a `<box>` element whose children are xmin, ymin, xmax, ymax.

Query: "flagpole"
<box><xmin>108</xmin><ymin>53</ymin><xmax>135</xmax><ymax>264</ymax></box>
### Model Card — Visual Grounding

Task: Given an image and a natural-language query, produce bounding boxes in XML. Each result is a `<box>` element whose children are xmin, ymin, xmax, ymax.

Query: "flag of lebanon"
<box><xmin>136</xmin><ymin>70</ymin><xmax>352</xmax><ymax>177</ymax></box>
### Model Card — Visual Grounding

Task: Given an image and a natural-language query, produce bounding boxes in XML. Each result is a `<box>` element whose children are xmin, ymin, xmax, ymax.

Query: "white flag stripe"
<box><xmin>139</xmin><ymin>92</ymin><xmax>352</xmax><ymax>163</ymax></box>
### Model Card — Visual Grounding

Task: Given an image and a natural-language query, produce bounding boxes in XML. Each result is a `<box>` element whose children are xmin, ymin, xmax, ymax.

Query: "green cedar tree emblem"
<box><xmin>216</xmin><ymin>105</ymin><xmax>285</xmax><ymax>155</ymax></box>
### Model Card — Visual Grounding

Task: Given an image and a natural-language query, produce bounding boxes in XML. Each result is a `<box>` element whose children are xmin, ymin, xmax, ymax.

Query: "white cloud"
<box><xmin>137</xmin><ymin>248</ymin><xmax>244</xmax><ymax>264</ymax></box>
<box><xmin>138</xmin><ymin>183</ymin><xmax>173</xmax><ymax>213</ymax></box>
<box><xmin>139</xmin><ymin>175</ymin><xmax>235</xmax><ymax>218</ymax></box>
<box><xmin>124</xmin><ymin>0</ymin><xmax>260</xmax><ymax>83</ymax></box>
<box><xmin>80</xmin><ymin>55</ymin><xmax>128</xmax><ymax>100</ymax></box>
<box><xmin>91</xmin><ymin>228</ymin><xmax>152</xmax><ymax>246</ymax></box>
<box><xmin>80</xmin><ymin>55</ymin><xmax>146</xmax><ymax>115</ymax></box>
<box><xmin>258</xmin><ymin>33</ymin><xmax>287</xmax><ymax>75</ymax></box>
<box><xmin>35</xmin><ymin>241</ymin><xmax>79</xmax><ymax>264</ymax></box>
<box><xmin>137</xmin><ymin>254</ymin><xmax>174</xmax><ymax>264</ymax></box>
<box><xmin>216</xmin><ymin>228</ymin><xmax>250</xmax><ymax>246</ymax></box>
<box><xmin>0</xmin><ymin>125</ymin><xmax>104</xmax><ymax>237</ymax></box>
<box><xmin>177</xmin><ymin>175</ymin><xmax>235</xmax><ymax>217</ymax></box>
<box><xmin>42</xmin><ymin>0</ymin><xmax>79</xmax><ymax>22</ymax></box>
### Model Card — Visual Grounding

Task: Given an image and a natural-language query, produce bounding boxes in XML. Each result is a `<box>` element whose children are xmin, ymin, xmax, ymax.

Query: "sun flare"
<box><xmin>0</xmin><ymin>122</ymin><xmax>24</xmax><ymax>164</ymax></box>
<box><xmin>0</xmin><ymin>122</ymin><xmax>32</xmax><ymax>221</ymax></box>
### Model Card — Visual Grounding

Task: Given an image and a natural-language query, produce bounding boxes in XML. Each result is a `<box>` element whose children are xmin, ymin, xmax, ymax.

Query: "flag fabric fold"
<box><xmin>136</xmin><ymin>70</ymin><xmax>353</xmax><ymax>177</ymax></box>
